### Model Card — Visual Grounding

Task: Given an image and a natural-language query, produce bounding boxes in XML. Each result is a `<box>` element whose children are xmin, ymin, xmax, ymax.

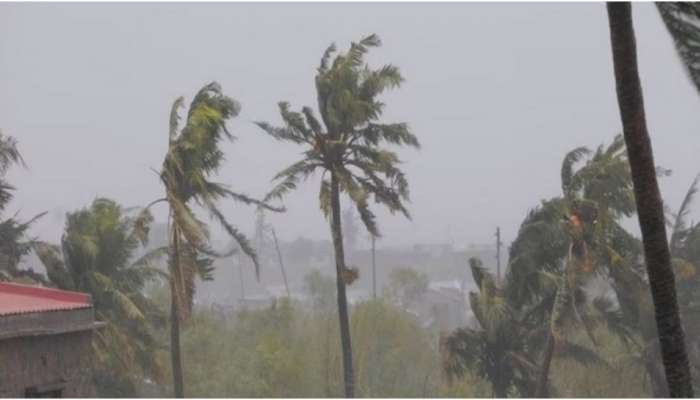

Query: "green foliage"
<box><xmin>0</xmin><ymin>130</ymin><xmax>47</xmax><ymax>283</ymax></box>
<box><xmin>443</xmin><ymin>259</ymin><xmax>539</xmax><ymax>397</ymax></box>
<box><xmin>256</xmin><ymin>34</ymin><xmax>419</xmax><ymax>238</ymax></box>
<box><xmin>33</xmin><ymin>198</ymin><xmax>167</xmax><ymax>397</ymax></box>
<box><xmin>155</xmin><ymin>82</ymin><xmax>280</xmax><ymax>321</ymax></box>
<box><xmin>658</xmin><ymin>3</ymin><xmax>700</xmax><ymax>96</ymax></box>
<box><xmin>150</xmin><ymin>298</ymin><xmax>444</xmax><ymax>397</ymax></box>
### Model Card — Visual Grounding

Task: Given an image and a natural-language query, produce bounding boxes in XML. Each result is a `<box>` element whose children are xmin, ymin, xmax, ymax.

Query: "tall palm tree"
<box><xmin>256</xmin><ymin>34</ymin><xmax>419</xmax><ymax>397</ymax></box>
<box><xmin>33</xmin><ymin>198</ymin><xmax>166</xmax><ymax>397</ymax></box>
<box><xmin>145</xmin><ymin>82</ymin><xmax>280</xmax><ymax>397</ymax></box>
<box><xmin>607</xmin><ymin>3</ymin><xmax>693</xmax><ymax>396</ymax></box>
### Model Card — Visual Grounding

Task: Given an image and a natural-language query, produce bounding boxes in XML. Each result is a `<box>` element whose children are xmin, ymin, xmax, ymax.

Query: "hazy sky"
<box><xmin>2</xmin><ymin>2</ymin><xmax>700</xmax><ymax>250</ymax></box>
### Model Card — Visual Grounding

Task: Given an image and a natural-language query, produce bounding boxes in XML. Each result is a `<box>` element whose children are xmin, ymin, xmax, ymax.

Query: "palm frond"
<box><xmin>658</xmin><ymin>3</ymin><xmax>700</xmax><ymax>95</ymax></box>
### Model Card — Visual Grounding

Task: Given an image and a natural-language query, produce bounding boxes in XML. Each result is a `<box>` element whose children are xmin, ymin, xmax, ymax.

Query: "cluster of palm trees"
<box><xmin>1</xmin><ymin>2</ymin><xmax>700</xmax><ymax>398</ymax></box>
<box><xmin>1</xmin><ymin>35</ymin><xmax>417</xmax><ymax>398</ymax></box>
<box><xmin>442</xmin><ymin>6</ymin><xmax>700</xmax><ymax>397</ymax></box>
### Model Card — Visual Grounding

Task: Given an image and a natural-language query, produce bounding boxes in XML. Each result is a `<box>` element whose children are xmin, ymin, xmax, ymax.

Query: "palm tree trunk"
<box><xmin>607</xmin><ymin>3</ymin><xmax>693</xmax><ymax>397</ymax></box>
<box><xmin>371</xmin><ymin>235</ymin><xmax>377</xmax><ymax>299</ymax></box>
<box><xmin>535</xmin><ymin>330</ymin><xmax>555</xmax><ymax>397</ymax></box>
<box><xmin>170</xmin><ymin>291</ymin><xmax>184</xmax><ymax>398</ymax></box>
<box><xmin>170</xmin><ymin>227</ymin><xmax>185</xmax><ymax>398</ymax></box>
<box><xmin>330</xmin><ymin>172</ymin><xmax>355</xmax><ymax>398</ymax></box>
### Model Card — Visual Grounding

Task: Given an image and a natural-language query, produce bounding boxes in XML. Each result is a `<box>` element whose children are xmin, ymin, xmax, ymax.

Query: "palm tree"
<box><xmin>33</xmin><ymin>198</ymin><xmax>166</xmax><ymax>397</ymax></box>
<box><xmin>506</xmin><ymin>136</ymin><xmax>632</xmax><ymax>396</ymax></box>
<box><xmin>607</xmin><ymin>3</ymin><xmax>693</xmax><ymax>396</ymax></box>
<box><xmin>256</xmin><ymin>34</ymin><xmax>419</xmax><ymax>397</ymax></box>
<box><xmin>0</xmin><ymin>130</ymin><xmax>47</xmax><ymax>283</ymax></box>
<box><xmin>145</xmin><ymin>82</ymin><xmax>280</xmax><ymax>397</ymax></box>
<box><xmin>443</xmin><ymin>258</ymin><xmax>539</xmax><ymax>397</ymax></box>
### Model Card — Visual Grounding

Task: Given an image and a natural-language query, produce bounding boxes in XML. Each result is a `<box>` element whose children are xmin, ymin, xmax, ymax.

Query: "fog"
<box><xmin>2</xmin><ymin>2</ymin><xmax>699</xmax><ymax>252</ymax></box>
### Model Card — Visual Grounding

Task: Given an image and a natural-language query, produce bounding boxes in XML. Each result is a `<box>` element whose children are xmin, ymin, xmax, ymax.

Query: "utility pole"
<box><xmin>495</xmin><ymin>227</ymin><xmax>503</xmax><ymax>283</ymax></box>
<box><xmin>371</xmin><ymin>235</ymin><xmax>377</xmax><ymax>299</ymax></box>
<box><xmin>270</xmin><ymin>227</ymin><xmax>291</xmax><ymax>298</ymax></box>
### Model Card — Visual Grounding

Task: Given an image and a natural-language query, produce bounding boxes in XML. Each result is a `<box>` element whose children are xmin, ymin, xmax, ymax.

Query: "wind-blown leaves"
<box><xmin>158</xmin><ymin>82</ymin><xmax>280</xmax><ymax>323</ymax></box>
<box><xmin>34</xmin><ymin>198</ymin><xmax>167</xmax><ymax>397</ymax></box>
<box><xmin>658</xmin><ymin>3</ymin><xmax>700</xmax><ymax>95</ymax></box>
<box><xmin>257</xmin><ymin>34</ymin><xmax>418</xmax><ymax>241</ymax></box>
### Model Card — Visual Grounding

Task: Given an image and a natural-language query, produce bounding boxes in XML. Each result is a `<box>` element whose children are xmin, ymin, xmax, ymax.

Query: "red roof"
<box><xmin>0</xmin><ymin>282</ymin><xmax>92</xmax><ymax>316</ymax></box>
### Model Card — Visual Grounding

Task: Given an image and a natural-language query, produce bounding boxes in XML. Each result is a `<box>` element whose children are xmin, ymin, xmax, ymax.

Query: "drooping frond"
<box><xmin>318</xmin><ymin>42</ymin><xmax>337</xmax><ymax>74</ymax></box>
<box><xmin>169</xmin><ymin>97</ymin><xmax>185</xmax><ymax>143</ymax></box>
<box><xmin>204</xmin><ymin>202</ymin><xmax>259</xmax><ymax>279</ymax></box>
<box><xmin>671</xmin><ymin>173</ymin><xmax>700</xmax><ymax>252</ymax></box>
<box><xmin>658</xmin><ymin>3</ymin><xmax>700</xmax><ymax>95</ymax></box>
<box><xmin>0</xmin><ymin>130</ymin><xmax>25</xmax><ymax>175</ymax></box>
<box><xmin>561</xmin><ymin>146</ymin><xmax>591</xmax><ymax>196</ymax></box>
<box><xmin>167</xmin><ymin>191</ymin><xmax>208</xmax><ymax>250</ymax></box>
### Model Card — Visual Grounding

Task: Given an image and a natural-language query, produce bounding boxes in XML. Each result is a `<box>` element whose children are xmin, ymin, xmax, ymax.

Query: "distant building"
<box><xmin>406</xmin><ymin>280</ymin><xmax>474</xmax><ymax>333</ymax></box>
<box><xmin>0</xmin><ymin>282</ymin><xmax>102</xmax><ymax>397</ymax></box>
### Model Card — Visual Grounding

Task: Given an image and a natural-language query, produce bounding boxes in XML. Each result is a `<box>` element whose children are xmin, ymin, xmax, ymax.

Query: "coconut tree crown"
<box><xmin>256</xmin><ymin>34</ymin><xmax>420</xmax><ymax>237</ymax></box>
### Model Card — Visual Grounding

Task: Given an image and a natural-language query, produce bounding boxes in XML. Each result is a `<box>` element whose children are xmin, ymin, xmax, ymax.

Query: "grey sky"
<box><xmin>2</xmin><ymin>2</ymin><xmax>699</xmax><ymax>251</ymax></box>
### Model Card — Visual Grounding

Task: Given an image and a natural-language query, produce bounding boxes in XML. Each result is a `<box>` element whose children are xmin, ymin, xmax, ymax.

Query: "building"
<box><xmin>0</xmin><ymin>282</ymin><xmax>101</xmax><ymax>397</ymax></box>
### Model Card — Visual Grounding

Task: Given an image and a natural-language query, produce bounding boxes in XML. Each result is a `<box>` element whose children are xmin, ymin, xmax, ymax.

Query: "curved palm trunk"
<box><xmin>607</xmin><ymin>3</ymin><xmax>693</xmax><ymax>397</ymax></box>
<box><xmin>535</xmin><ymin>330</ymin><xmax>555</xmax><ymax>397</ymax></box>
<box><xmin>330</xmin><ymin>173</ymin><xmax>355</xmax><ymax>398</ymax></box>
<box><xmin>170</xmin><ymin>227</ymin><xmax>185</xmax><ymax>398</ymax></box>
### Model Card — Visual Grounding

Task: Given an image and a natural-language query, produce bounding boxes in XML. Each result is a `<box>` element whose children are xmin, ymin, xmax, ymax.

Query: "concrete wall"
<box><xmin>0</xmin><ymin>330</ymin><xmax>95</xmax><ymax>397</ymax></box>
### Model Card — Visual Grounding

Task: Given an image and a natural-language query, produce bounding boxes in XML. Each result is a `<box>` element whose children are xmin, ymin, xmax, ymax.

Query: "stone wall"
<box><xmin>0</xmin><ymin>329</ymin><xmax>95</xmax><ymax>397</ymax></box>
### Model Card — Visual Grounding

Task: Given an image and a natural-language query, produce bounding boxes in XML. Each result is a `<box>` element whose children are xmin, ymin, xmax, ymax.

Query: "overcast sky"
<box><xmin>2</xmin><ymin>2</ymin><xmax>699</xmax><ymax>250</ymax></box>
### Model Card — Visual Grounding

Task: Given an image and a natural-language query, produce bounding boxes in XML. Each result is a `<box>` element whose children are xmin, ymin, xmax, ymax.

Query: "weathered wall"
<box><xmin>0</xmin><ymin>330</ymin><xmax>95</xmax><ymax>397</ymax></box>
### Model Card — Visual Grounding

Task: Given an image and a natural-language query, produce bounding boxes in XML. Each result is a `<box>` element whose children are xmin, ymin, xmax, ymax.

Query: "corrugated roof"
<box><xmin>0</xmin><ymin>282</ymin><xmax>92</xmax><ymax>316</ymax></box>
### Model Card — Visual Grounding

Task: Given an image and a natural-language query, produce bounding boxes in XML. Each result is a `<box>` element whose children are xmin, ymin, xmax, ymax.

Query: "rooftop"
<box><xmin>0</xmin><ymin>282</ymin><xmax>92</xmax><ymax>317</ymax></box>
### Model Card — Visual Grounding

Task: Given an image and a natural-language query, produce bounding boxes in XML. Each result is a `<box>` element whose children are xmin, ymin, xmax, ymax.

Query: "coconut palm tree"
<box><xmin>256</xmin><ymin>34</ymin><xmax>419</xmax><ymax>397</ymax></box>
<box><xmin>33</xmin><ymin>198</ymin><xmax>166</xmax><ymax>397</ymax></box>
<box><xmin>607</xmin><ymin>3</ymin><xmax>693</xmax><ymax>396</ymax></box>
<box><xmin>505</xmin><ymin>136</ymin><xmax>634</xmax><ymax>396</ymax></box>
<box><xmin>443</xmin><ymin>258</ymin><xmax>539</xmax><ymax>397</ymax></box>
<box><xmin>603</xmin><ymin>174</ymin><xmax>700</xmax><ymax>396</ymax></box>
<box><xmin>144</xmin><ymin>82</ymin><xmax>280</xmax><ymax>397</ymax></box>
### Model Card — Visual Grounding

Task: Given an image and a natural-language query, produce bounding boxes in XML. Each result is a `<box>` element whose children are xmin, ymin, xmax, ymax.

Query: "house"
<box><xmin>0</xmin><ymin>282</ymin><xmax>102</xmax><ymax>397</ymax></box>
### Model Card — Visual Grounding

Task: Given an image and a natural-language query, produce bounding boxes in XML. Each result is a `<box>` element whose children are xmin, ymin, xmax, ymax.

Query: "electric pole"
<box><xmin>270</xmin><ymin>227</ymin><xmax>291</xmax><ymax>298</ymax></box>
<box><xmin>495</xmin><ymin>227</ymin><xmax>502</xmax><ymax>283</ymax></box>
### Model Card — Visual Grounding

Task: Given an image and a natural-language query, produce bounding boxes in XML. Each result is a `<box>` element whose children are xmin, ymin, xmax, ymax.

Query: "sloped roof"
<box><xmin>0</xmin><ymin>282</ymin><xmax>91</xmax><ymax>316</ymax></box>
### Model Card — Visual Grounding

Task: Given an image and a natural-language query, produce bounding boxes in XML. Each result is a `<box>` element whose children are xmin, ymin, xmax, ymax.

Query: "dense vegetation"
<box><xmin>2</xmin><ymin>3</ymin><xmax>700</xmax><ymax>397</ymax></box>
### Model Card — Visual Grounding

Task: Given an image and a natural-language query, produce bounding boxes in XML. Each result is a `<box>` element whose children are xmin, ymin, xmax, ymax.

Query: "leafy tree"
<box><xmin>33</xmin><ymin>198</ymin><xmax>166</xmax><ymax>397</ymax></box>
<box><xmin>145</xmin><ymin>82</ymin><xmax>279</xmax><ymax>397</ymax></box>
<box><xmin>607</xmin><ymin>3</ymin><xmax>693</xmax><ymax>396</ymax></box>
<box><xmin>256</xmin><ymin>34</ymin><xmax>419</xmax><ymax>397</ymax></box>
